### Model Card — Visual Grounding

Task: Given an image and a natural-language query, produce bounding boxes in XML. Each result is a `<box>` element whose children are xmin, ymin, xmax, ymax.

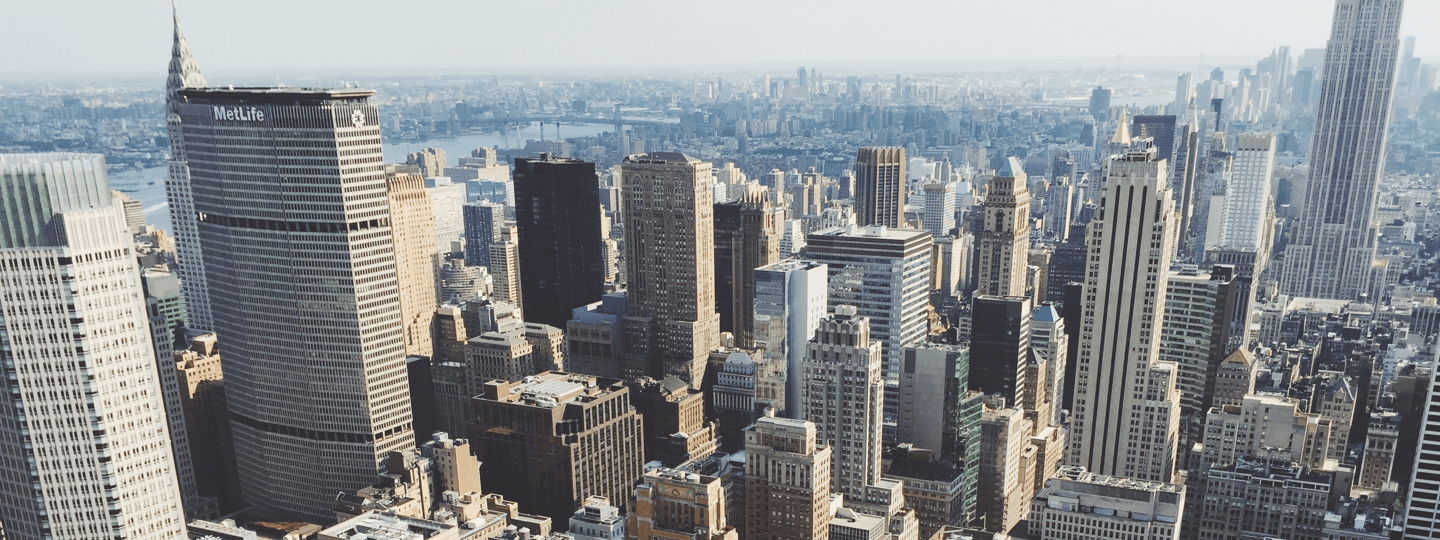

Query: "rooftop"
<box><xmin>177</xmin><ymin>86</ymin><xmax>374</xmax><ymax>102</ymax></box>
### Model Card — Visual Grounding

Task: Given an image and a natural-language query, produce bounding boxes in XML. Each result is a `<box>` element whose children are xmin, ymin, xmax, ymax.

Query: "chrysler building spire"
<box><xmin>167</xmin><ymin>5</ymin><xmax>207</xmax><ymax>112</ymax></box>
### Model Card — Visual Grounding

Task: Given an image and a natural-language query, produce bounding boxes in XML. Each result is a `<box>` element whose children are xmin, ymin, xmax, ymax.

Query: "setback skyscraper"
<box><xmin>1280</xmin><ymin>0</ymin><xmax>1405</xmax><ymax>300</ymax></box>
<box><xmin>0</xmin><ymin>153</ymin><xmax>188</xmax><ymax>539</ymax></box>
<box><xmin>714</xmin><ymin>184</ymin><xmax>781</xmax><ymax>349</ymax></box>
<box><xmin>620</xmin><ymin>153</ymin><xmax>720</xmax><ymax>385</ymax></box>
<box><xmin>177</xmin><ymin>87</ymin><xmax>415</xmax><ymax>520</ymax></box>
<box><xmin>165</xmin><ymin>10</ymin><xmax>214</xmax><ymax>331</ymax></box>
<box><xmin>801</xmin><ymin>306</ymin><xmax>885</xmax><ymax>499</ymax></box>
<box><xmin>976</xmin><ymin>157</ymin><xmax>1031</xmax><ymax>298</ymax></box>
<box><xmin>512</xmin><ymin>154</ymin><xmax>604</xmax><ymax>328</ymax></box>
<box><xmin>853</xmin><ymin>147</ymin><xmax>906</xmax><ymax>228</ymax></box>
<box><xmin>1068</xmin><ymin>139</ymin><xmax>1183</xmax><ymax>483</ymax></box>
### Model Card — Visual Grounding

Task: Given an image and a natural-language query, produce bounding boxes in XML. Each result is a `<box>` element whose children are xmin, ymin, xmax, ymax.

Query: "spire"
<box><xmin>167</xmin><ymin>4</ymin><xmax>207</xmax><ymax>111</ymax></box>
<box><xmin>1110</xmin><ymin>109</ymin><xmax>1131</xmax><ymax>145</ymax></box>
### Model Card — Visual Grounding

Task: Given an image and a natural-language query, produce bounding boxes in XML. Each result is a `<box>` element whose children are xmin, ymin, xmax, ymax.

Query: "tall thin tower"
<box><xmin>177</xmin><ymin>88</ymin><xmax>415</xmax><ymax>520</ymax></box>
<box><xmin>165</xmin><ymin>8</ymin><xmax>214</xmax><ymax>331</ymax></box>
<box><xmin>853</xmin><ymin>147</ymin><xmax>906</xmax><ymax>228</ymax></box>
<box><xmin>1068</xmin><ymin>140</ymin><xmax>1183</xmax><ymax>483</ymax></box>
<box><xmin>1280</xmin><ymin>0</ymin><xmax>1405</xmax><ymax>300</ymax></box>
<box><xmin>620</xmin><ymin>153</ymin><xmax>720</xmax><ymax>385</ymax></box>
<box><xmin>976</xmin><ymin>157</ymin><xmax>1032</xmax><ymax>297</ymax></box>
<box><xmin>0</xmin><ymin>153</ymin><xmax>188</xmax><ymax>539</ymax></box>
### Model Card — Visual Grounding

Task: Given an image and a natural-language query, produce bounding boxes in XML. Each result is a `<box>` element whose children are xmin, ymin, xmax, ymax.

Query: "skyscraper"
<box><xmin>463</xmin><ymin>200</ymin><xmax>505</xmax><ymax>268</ymax></box>
<box><xmin>1158</xmin><ymin>265</ymin><xmax>1241</xmax><ymax>420</ymax></box>
<box><xmin>1405</xmin><ymin>367</ymin><xmax>1440</xmax><ymax>538</ymax></box>
<box><xmin>744</xmin><ymin>416</ymin><xmax>832</xmax><ymax>540</ymax></box>
<box><xmin>512</xmin><ymin>154</ymin><xmax>604</xmax><ymax>328</ymax></box>
<box><xmin>969</xmin><ymin>295</ymin><xmax>1033</xmax><ymax>405</ymax></box>
<box><xmin>753</xmin><ymin>259</ymin><xmax>828</xmax><ymax>416</ymax></box>
<box><xmin>1068</xmin><ymin>140</ymin><xmax>1183</xmax><ymax>483</ymax></box>
<box><xmin>620</xmin><ymin>153</ymin><xmax>720</xmax><ymax>385</ymax></box>
<box><xmin>801</xmin><ymin>306</ymin><xmax>884</xmax><ymax>499</ymax></box>
<box><xmin>804</xmin><ymin>225</ymin><xmax>932</xmax><ymax>383</ymax></box>
<box><xmin>976</xmin><ymin>157</ymin><xmax>1031</xmax><ymax>298</ymax></box>
<box><xmin>385</xmin><ymin>167</ymin><xmax>439</xmax><ymax>358</ymax></box>
<box><xmin>853</xmin><ymin>147</ymin><xmax>906</xmax><ymax>228</ymax></box>
<box><xmin>177</xmin><ymin>87</ymin><xmax>415</xmax><ymax>520</ymax></box>
<box><xmin>714</xmin><ymin>185</ymin><xmax>781</xmax><ymax>349</ymax></box>
<box><xmin>0</xmin><ymin>153</ymin><xmax>188</xmax><ymax>539</ymax></box>
<box><xmin>1280</xmin><ymin>0</ymin><xmax>1405</xmax><ymax>300</ymax></box>
<box><xmin>924</xmin><ymin>181</ymin><xmax>956</xmax><ymax>238</ymax></box>
<box><xmin>165</xmin><ymin>10</ymin><xmax>214</xmax><ymax>331</ymax></box>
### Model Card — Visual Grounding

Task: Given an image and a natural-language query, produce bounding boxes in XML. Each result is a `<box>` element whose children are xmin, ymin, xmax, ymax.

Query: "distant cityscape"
<box><xmin>2</xmin><ymin>1</ymin><xmax>1440</xmax><ymax>540</ymax></box>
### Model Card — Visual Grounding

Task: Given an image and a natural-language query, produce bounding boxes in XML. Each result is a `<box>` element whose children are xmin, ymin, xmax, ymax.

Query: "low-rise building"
<box><xmin>1027</xmin><ymin>467</ymin><xmax>1184</xmax><ymax>540</ymax></box>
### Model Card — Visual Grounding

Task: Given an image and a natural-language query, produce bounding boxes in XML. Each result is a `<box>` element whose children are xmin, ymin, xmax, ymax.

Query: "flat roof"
<box><xmin>178</xmin><ymin>87</ymin><xmax>375</xmax><ymax>102</ymax></box>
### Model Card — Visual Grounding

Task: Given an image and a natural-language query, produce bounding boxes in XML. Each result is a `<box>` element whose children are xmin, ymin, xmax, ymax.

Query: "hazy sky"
<box><xmin>4</xmin><ymin>0</ymin><xmax>1440</xmax><ymax>78</ymax></box>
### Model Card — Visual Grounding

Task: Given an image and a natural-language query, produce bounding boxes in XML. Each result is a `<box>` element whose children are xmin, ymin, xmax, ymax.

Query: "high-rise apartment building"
<box><xmin>1069</xmin><ymin>140</ymin><xmax>1183</xmax><ymax>483</ymax></box>
<box><xmin>165</xmin><ymin>12</ymin><xmax>214</xmax><ymax>331</ymax></box>
<box><xmin>470</xmin><ymin>372</ymin><xmax>645</xmax><ymax>525</ymax></box>
<box><xmin>176</xmin><ymin>87</ymin><xmax>415</xmax><ymax>520</ymax></box>
<box><xmin>463</xmin><ymin>200</ymin><xmax>505</xmax><ymax>268</ymax></box>
<box><xmin>386</xmin><ymin>167</ymin><xmax>439</xmax><ymax>357</ymax></box>
<box><xmin>976</xmin><ymin>158</ymin><xmax>1032</xmax><ymax>298</ymax></box>
<box><xmin>1159</xmin><ymin>265</ymin><xmax>1241</xmax><ymax>419</ymax></box>
<box><xmin>744</xmin><ymin>416</ymin><xmax>833</xmax><ymax>540</ymax></box>
<box><xmin>854</xmin><ymin>147</ymin><xmax>906</xmax><ymax>228</ymax></box>
<box><xmin>512</xmin><ymin>155</ymin><xmax>604</xmax><ymax>328</ymax></box>
<box><xmin>714</xmin><ymin>185</ymin><xmax>781</xmax><ymax>349</ymax></box>
<box><xmin>1280</xmin><ymin>0</ymin><xmax>1406</xmax><ymax>300</ymax></box>
<box><xmin>620</xmin><ymin>153</ymin><xmax>720</xmax><ymax>385</ymax></box>
<box><xmin>969</xmin><ymin>296</ymin><xmax>1033</xmax><ymax>406</ymax></box>
<box><xmin>801</xmin><ymin>307</ymin><xmax>885</xmax><ymax>499</ymax></box>
<box><xmin>753</xmin><ymin>259</ymin><xmax>828</xmax><ymax>416</ymax></box>
<box><xmin>804</xmin><ymin>225</ymin><xmax>932</xmax><ymax>382</ymax></box>
<box><xmin>0</xmin><ymin>153</ymin><xmax>188</xmax><ymax>539</ymax></box>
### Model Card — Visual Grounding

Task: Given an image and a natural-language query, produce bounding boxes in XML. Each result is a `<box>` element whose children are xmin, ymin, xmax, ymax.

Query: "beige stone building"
<box><xmin>620</xmin><ymin>153</ymin><xmax>721</xmax><ymax>385</ymax></box>
<box><xmin>630</xmin><ymin>468</ymin><xmax>737</xmax><ymax>540</ymax></box>
<box><xmin>802</xmin><ymin>307</ymin><xmax>886</xmax><ymax>499</ymax></box>
<box><xmin>975</xmin><ymin>157</ymin><xmax>1032</xmax><ymax>298</ymax></box>
<box><xmin>386</xmin><ymin>166</ymin><xmax>439</xmax><ymax>357</ymax></box>
<box><xmin>854</xmin><ymin>147</ymin><xmax>906</xmax><ymax>228</ymax></box>
<box><xmin>744</xmin><ymin>416</ymin><xmax>833</xmax><ymax>540</ymax></box>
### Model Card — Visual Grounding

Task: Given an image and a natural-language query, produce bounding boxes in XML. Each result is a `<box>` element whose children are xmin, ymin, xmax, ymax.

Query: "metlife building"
<box><xmin>174</xmin><ymin>88</ymin><xmax>415</xmax><ymax>521</ymax></box>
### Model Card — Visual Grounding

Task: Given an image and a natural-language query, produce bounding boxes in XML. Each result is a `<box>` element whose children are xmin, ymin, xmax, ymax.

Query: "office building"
<box><xmin>1357</xmin><ymin>411</ymin><xmax>1399</xmax><ymax>490</ymax></box>
<box><xmin>714</xmin><ymin>185</ymin><xmax>781</xmax><ymax>348</ymax></box>
<box><xmin>386</xmin><ymin>167</ymin><xmax>439</xmax><ymax>357</ymax></box>
<box><xmin>1169</xmin><ymin>115</ymin><xmax>1200</xmax><ymax>251</ymax></box>
<box><xmin>467</xmin><ymin>330</ymin><xmax>537</xmax><ymax>383</ymax></box>
<box><xmin>975</xmin><ymin>157</ymin><xmax>1032</xmax><ymax>298</ymax></box>
<box><xmin>924</xmin><ymin>181</ymin><xmax>956</xmax><ymax>238</ymax></box>
<box><xmin>1210</xmin><ymin>134</ymin><xmax>1277</xmax><ymax>260</ymax></box>
<box><xmin>744</xmin><ymin>416</ymin><xmax>833</xmax><ymax>540</ymax></box>
<box><xmin>801</xmin><ymin>307</ymin><xmax>885</xmax><ymax>499</ymax></box>
<box><xmin>1028</xmin><ymin>304</ymin><xmax>1068</xmax><ymax>427</ymax></box>
<box><xmin>470</xmin><ymin>372</ymin><xmax>645</xmax><ymax>525</ymax></box>
<box><xmin>1200</xmin><ymin>394</ymin><xmax>1332</xmax><ymax>469</ymax></box>
<box><xmin>1131</xmin><ymin>115</ymin><xmax>1176</xmax><ymax>163</ymax></box>
<box><xmin>620</xmin><ymin>153</ymin><xmax>721</xmax><ymax>385</ymax></box>
<box><xmin>1069</xmin><ymin>138</ymin><xmax>1183</xmax><ymax>483</ymax></box>
<box><xmin>429</xmin><ymin>178</ymin><xmax>469</xmax><ymax>253</ymax></box>
<box><xmin>1196</xmin><ymin>458</ymin><xmax>1333</xmax><ymax>540</ymax></box>
<box><xmin>713</xmin><ymin>350</ymin><xmax>761</xmax><ymax>452</ymax></box>
<box><xmin>176</xmin><ymin>87</ymin><xmax>415</xmax><ymax>520</ymax></box>
<box><xmin>630</xmin><ymin>376</ymin><xmax>720</xmax><ymax>467</ymax></box>
<box><xmin>490</xmin><ymin>225</ymin><xmax>524</xmax><ymax>309</ymax></box>
<box><xmin>407</xmin><ymin>147</ymin><xmax>447</xmax><ymax>178</ymax></box>
<box><xmin>164</xmin><ymin>12</ymin><xmax>215</xmax><ymax>332</ymax></box>
<box><xmin>1280</xmin><ymin>0</ymin><xmax>1406</xmax><ymax>300</ymax></box>
<box><xmin>1159</xmin><ymin>265</ymin><xmax>1241</xmax><ymax>418</ymax></box>
<box><xmin>176</xmin><ymin>334</ymin><xmax>242</xmax><ymax>511</ymax></box>
<box><xmin>1405</xmin><ymin>367</ymin><xmax>1440</xmax><ymax>538</ymax></box>
<box><xmin>0</xmin><ymin>153</ymin><xmax>188</xmax><ymax>539</ymax></box>
<box><xmin>804</xmin><ymin>225</ymin><xmax>932</xmax><ymax>382</ymax></box>
<box><xmin>570</xmin><ymin>496</ymin><xmax>626</xmax><ymax>540</ymax></box>
<box><xmin>969</xmin><ymin>296</ymin><xmax>1033</xmax><ymax>406</ymax></box>
<box><xmin>630</xmin><ymin>468</ymin><xmax>737</xmax><ymax>540</ymax></box>
<box><xmin>933</xmin><ymin>234</ymin><xmax>972</xmax><ymax>299</ymax></box>
<box><xmin>979</xmin><ymin>402</ymin><xmax>1033</xmax><ymax>534</ymax></box>
<box><xmin>463</xmin><ymin>200</ymin><xmax>505</xmax><ymax>268</ymax></box>
<box><xmin>854</xmin><ymin>147</ymin><xmax>907</xmax><ymax>228</ymax></box>
<box><xmin>753</xmin><ymin>259</ymin><xmax>828</xmax><ymax>416</ymax></box>
<box><xmin>565</xmin><ymin>293</ymin><xmax>626</xmax><ymax>379</ymax></box>
<box><xmin>1027</xmin><ymin>467</ymin><xmax>1184</xmax><ymax>540</ymax></box>
<box><xmin>897</xmin><ymin>344</ymin><xmax>983</xmax><ymax>468</ymax></box>
<box><xmin>140</xmin><ymin>269</ymin><xmax>204</xmax><ymax>517</ymax></box>
<box><xmin>1211</xmin><ymin>349</ymin><xmax>1257</xmax><ymax>410</ymax></box>
<box><xmin>883</xmin><ymin>451</ymin><xmax>968</xmax><ymax>539</ymax></box>
<box><xmin>1089</xmin><ymin>86</ymin><xmax>1112</xmax><ymax>123</ymax></box>
<box><xmin>512</xmin><ymin>155</ymin><xmax>604</xmax><ymax>328</ymax></box>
